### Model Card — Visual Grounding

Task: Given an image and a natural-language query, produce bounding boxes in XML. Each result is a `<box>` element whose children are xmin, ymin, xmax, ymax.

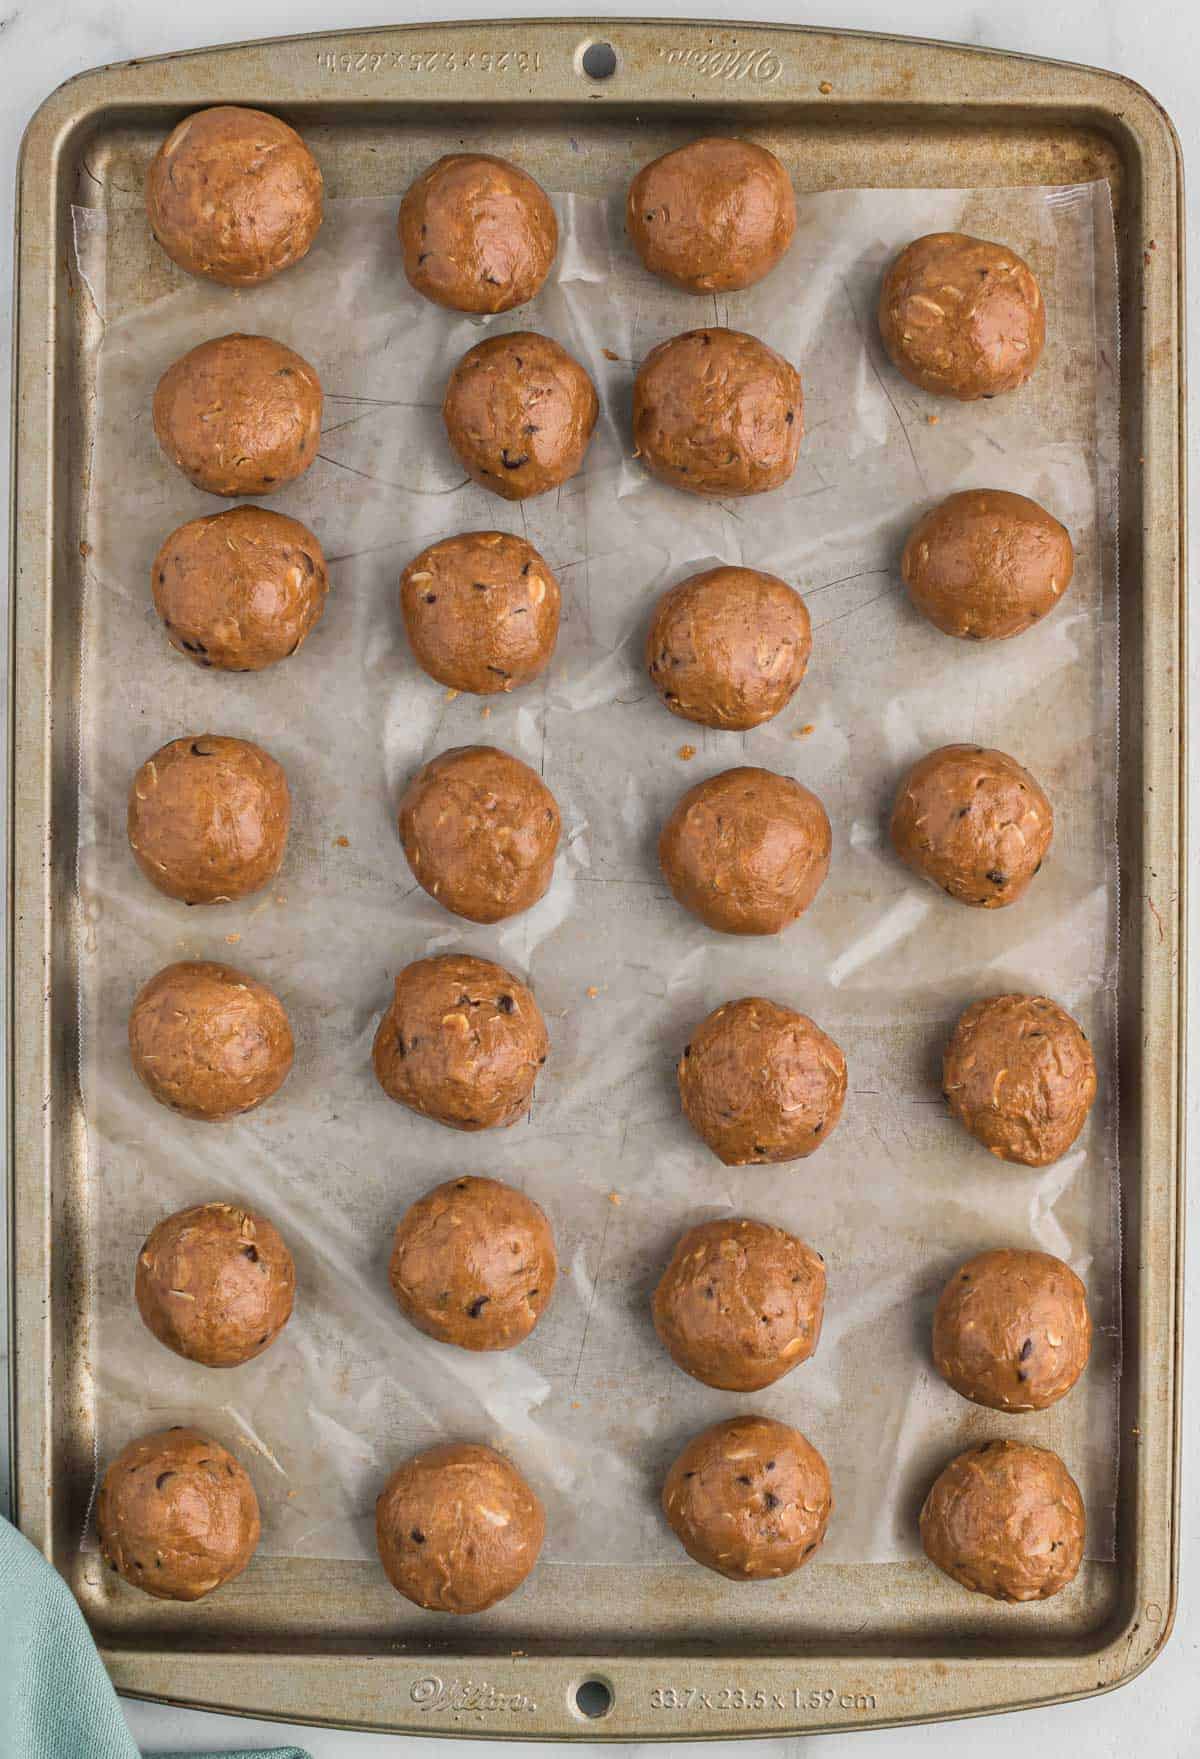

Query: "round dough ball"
<box><xmin>933</xmin><ymin>1247</ymin><xmax>1091</xmax><ymax>1413</ymax></box>
<box><xmin>401</xmin><ymin>531</ymin><xmax>560</xmax><ymax>694</ymax></box>
<box><xmin>128</xmin><ymin>734</ymin><xmax>290</xmax><ymax>905</ymax></box>
<box><xmin>400</xmin><ymin>153</ymin><xmax>557</xmax><ymax>314</ymax></box>
<box><xmin>152</xmin><ymin>505</ymin><xmax>329</xmax><ymax>672</ymax></box>
<box><xmin>136</xmin><ymin>1201</ymin><xmax>296</xmax><ymax>1367</ymax></box>
<box><xmin>944</xmin><ymin>993</ymin><xmax>1096</xmax><ymax>1165</ymax></box>
<box><xmin>653</xmin><ymin>1218</ymin><xmax>826</xmax><ymax>1391</ymax></box>
<box><xmin>879</xmin><ymin>233</ymin><xmax>1045</xmax><ymax>401</ymax></box>
<box><xmin>145</xmin><ymin>106</ymin><xmax>322</xmax><ymax>287</ymax></box>
<box><xmin>646</xmin><ymin>565</ymin><xmax>811</xmax><ymax>729</ymax></box>
<box><xmin>920</xmin><ymin>1440</ymin><xmax>1085</xmax><ymax>1601</ymax></box>
<box><xmin>890</xmin><ymin>744</ymin><xmax>1052</xmax><ymax>908</ymax></box>
<box><xmin>902</xmin><ymin>490</ymin><xmax>1075</xmax><ymax>641</ymax></box>
<box><xmin>634</xmin><ymin>328</ymin><xmax>802</xmax><ymax>497</ymax></box>
<box><xmin>153</xmin><ymin>333</ymin><xmax>322</xmax><ymax>497</ymax></box>
<box><xmin>398</xmin><ymin>744</ymin><xmax>561</xmax><ymax>923</ymax></box>
<box><xmin>627</xmin><ymin>136</ymin><xmax>796</xmax><ymax>294</ymax></box>
<box><xmin>129</xmin><ymin>959</ymin><xmax>293</xmax><ymax>1121</ymax></box>
<box><xmin>376</xmin><ymin>1441</ymin><xmax>544</xmax><ymax>1613</ymax></box>
<box><xmin>662</xmin><ymin>1415</ymin><xmax>832</xmax><ymax>1581</ymax></box>
<box><xmin>389</xmin><ymin>1175</ymin><xmax>556</xmax><ymax>1350</ymax></box>
<box><xmin>659</xmin><ymin>766</ymin><xmax>831</xmax><ymax>935</ymax></box>
<box><xmin>443</xmin><ymin>332</ymin><xmax>598</xmax><ymax>501</ymax></box>
<box><xmin>372</xmin><ymin>953</ymin><xmax>548</xmax><ymax>1130</ymax></box>
<box><xmin>679</xmin><ymin>997</ymin><xmax>846</xmax><ymax>1165</ymax></box>
<box><xmin>97</xmin><ymin>1427</ymin><xmax>260</xmax><ymax>1600</ymax></box>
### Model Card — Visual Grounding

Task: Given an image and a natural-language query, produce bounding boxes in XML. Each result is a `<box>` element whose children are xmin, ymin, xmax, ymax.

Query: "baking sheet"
<box><xmin>73</xmin><ymin>177</ymin><xmax>1120</xmax><ymax>1570</ymax></box>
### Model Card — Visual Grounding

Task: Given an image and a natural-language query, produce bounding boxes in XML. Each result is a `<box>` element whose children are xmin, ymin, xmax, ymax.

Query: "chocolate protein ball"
<box><xmin>400</xmin><ymin>153</ymin><xmax>557</xmax><ymax>314</ymax></box>
<box><xmin>646</xmin><ymin>565</ymin><xmax>811</xmax><ymax>730</ymax></box>
<box><xmin>627</xmin><ymin>136</ymin><xmax>796</xmax><ymax>294</ymax></box>
<box><xmin>129</xmin><ymin>959</ymin><xmax>293</xmax><ymax>1120</ymax></box>
<box><xmin>662</xmin><ymin>1415</ymin><xmax>832</xmax><ymax>1581</ymax></box>
<box><xmin>376</xmin><ymin>1442</ymin><xmax>545</xmax><ymax>1613</ymax></box>
<box><xmin>944</xmin><ymin>994</ymin><xmax>1097</xmax><ymax>1164</ymax></box>
<box><xmin>633</xmin><ymin>328</ymin><xmax>802</xmax><ymax>497</ymax></box>
<box><xmin>153</xmin><ymin>333</ymin><xmax>322</xmax><ymax>497</ymax></box>
<box><xmin>933</xmin><ymin>1247</ymin><xmax>1092</xmax><ymax>1413</ymax></box>
<box><xmin>145</xmin><ymin>105</ymin><xmax>323</xmax><ymax>287</ymax></box>
<box><xmin>136</xmin><ymin>1201</ymin><xmax>296</xmax><ymax>1367</ymax></box>
<box><xmin>398</xmin><ymin>744</ymin><xmax>561</xmax><ymax>923</ymax></box>
<box><xmin>890</xmin><ymin>744</ymin><xmax>1052</xmax><ymax>909</ymax></box>
<box><xmin>400</xmin><ymin>531</ymin><xmax>560</xmax><ymax>694</ymax></box>
<box><xmin>659</xmin><ymin>766</ymin><xmax>831</xmax><ymax>935</ymax></box>
<box><xmin>920</xmin><ymin>1440</ymin><xmax>1085</xmax><ymax>1602</ymax></box>
<box><xmin>443</xmin><ymin>331</ymin><xmax>598</xmax><ymax>501</ymax></box>
<box><xmin>372</xmin><ymin>953</ymin><xmax>548</xmax><ymax>1130</ymax></box>
<box><xmin>128</xmin><ymin>734</ymin><xmax>290</xmax><ymax>905</ymax></box>
<box><xmin>97</xmin><ymin>1427</ymin><xmax>261</xmax><ymax>1601</ymax></box>
<box><xmin>653</xmin><ymin>1218</ymin><xmax>826</xmax><ymax>1391</ymax></box>
<box><xmin>879</xmin><ymin>233</ymin><xmax>1045</xmax><ymax>401</ymax></box>
<box><xmin>679</xmin><ymin>997</ymin><xmax>846</xmax><ymax>1165</ymax></box>
<box><xmin>389</xmin><ymin>1175</ymin><xmax>557</xmax><ymax>1350</ymax></box>
<box><xmin>902</xmin><ymin>490</ymin><xmax>1075</xmax><ymax>641</ymax></box>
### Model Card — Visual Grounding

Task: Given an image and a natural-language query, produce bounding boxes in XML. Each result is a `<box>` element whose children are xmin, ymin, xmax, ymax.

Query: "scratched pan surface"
<box><xmin>9</xmin><ymin>19</ymin><xmax>1184</xmax><ymax>1739</ymax></box>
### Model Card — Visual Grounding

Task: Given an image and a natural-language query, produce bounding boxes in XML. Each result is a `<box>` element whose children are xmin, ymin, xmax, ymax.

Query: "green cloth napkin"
<box><xmin>2</xmin><ymin>1515</ymin><xmax>311</xmax><ymax>1759</ymax></box>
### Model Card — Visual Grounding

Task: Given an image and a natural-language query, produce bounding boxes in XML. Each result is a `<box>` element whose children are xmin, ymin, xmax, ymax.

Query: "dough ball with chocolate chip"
<box><xmin>145</xmin><ymin>106</ymin><xmax>323</xmax><ymax>287</ymax></box>
<box><xmin>153</xmin><ymin>333</ymin><xmax>322</xmax><ymax>497</ymax></box>
<box><xmin>679</xmin><ymin>997</ymin><xmax>846</xmax><ymax>1165</ymax></box>
<box><xmin>933</xmin><ymin>1247</ymin><xmax>1091</xmax><ymax>1412</ymax></box>
<box><xmin>902</xmin><ymin>490</ymin><xmax>1074</xmax><ymax>641</ymax></box>
<box><xmin>443</xmin><ymin>332</ymin><xmax>598</xmax><ymax>501</ymax></box>
<box><xmin>401</xmin><ymin>531</ymin><xmax>560</xmax><ymax>694</ymax></box>
<box><xmin>646</xmin><ymin>565</ymin><xmax>811</xmax><ymax>729</ymax></box>
<box><xmin>398</xmin><ymin>744</ymin><xmax>561</xmax><ymax>923</ymax></box>
<box><xmin>879</xmin><ymin>233</ymin><xmax>1045</xmax><ymax>401</ymax></box>
<box><xmin>890</xmin><ymin>744</ymin><xmax>1052</xmax><ymax>908</ymax></box>
<box><xmin>659</xmin><ymin>767</ymin><xmax>831</xmax><ymax>934</ymax></box>
<box><xmin>135</xmin><ymin>1201</ymin><xmax>296</xmax><ymax>1366</ymax></box>
<box><xmin>944</xmin><ymin>994</ymin><xmax>1096</xmax><ymax>1164</ymax></box>
<box><xmin>920</xmin><ymin>1440</ymin><xmax>1085</xmax><ymax>1601</ymax></box>
<box><xmin>376</xmin><ymin>1442</ymin><xmax>545</xmax><ymax>1612</ymax></box>
<box><xmin>653</xmin><ymin>1218</ymin><xmax>826</xmax><ymax>1390</ymax></box>
<box><xmin>129</xmin><ymin>960</ymin><xmax>293</xmax><ymax>1120</ymax></box>
<box><xmin>98</xmin><ymin>1427</ymin><xmax>261</xmax><ymax>1601</ymax></box>
<box><xmin>662</xmin><ymin>1415</ymin><xmax>832</xmax><ymax>1581</ymax></box>
<box><xmin>627</xmin><ymin>136</ymin><xmax>795</xmax><ymax>294</ymax></box>
<box><xmin>400</xmin><ymin>153</ymin><xmax>557</xmax><ymax>314</ymax></box>
<box><xmin>372</xmin><ymin>953</ymin><xmax>548</xmax><ymax>1130</ymax></box>
<box><xmin>128</xmin><ymin>734</ymin><xmax>290</xmax><ymax>904</ymax></box>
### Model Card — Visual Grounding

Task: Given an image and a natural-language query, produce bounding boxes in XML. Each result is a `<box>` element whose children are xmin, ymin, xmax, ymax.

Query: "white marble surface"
<box><xmin>2</xmin><ymin>1</ymin><xmax>1197</xmax><ymax>1753</ymax></box>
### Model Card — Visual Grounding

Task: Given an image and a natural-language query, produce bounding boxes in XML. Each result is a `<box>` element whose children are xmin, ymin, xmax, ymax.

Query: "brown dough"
<box><xmin>128</xmin><ymin>734</ymin><xmax>290</xmax><ymax>905</ymax></box>
<box><xmin>97</xmin><ymin>1427</ymin><xmax>261</xmax><ymax>1601</ymax></box>
<box><xmin>442</xmin><ymin>331</ymin><xmax>598</xmax><ymax>501</ymax></box>
<box><xmin>902</xmin><ymin>490</ymin><xmax>1075</xmax><ymax>641</ymax></box>
<box><xmin>653</xmin><ymin>1218</ymin><xmax>826</xmax><ymax>1390</ymax></box>
<box><xmin>920</xmin><ymin>1440</ymin><xmax>1085</xmax><ymax>1601</ymax></box>
<box><xmin>944</xmin><ymin>994</ymin><xmax>1096</xmax><ymax>1164</ymax></box>
<box><xmin>129</xmin><ymin>959</ymin><xmax>293</xmax><ymax>1121</ymax></box>
<box><xmin>646</xmin><ymin>565</ymin><xmax>811</xmax><ymax>729</ymax></box>
<box><xmin>627</xmin><ymin>136</ymin><xmax>796</xmax><ymax>294</ymax></box>
<box><xmin>401</xmin><ymin>531</ymin><xmax>560</xmax><ymax>694</ymax></box>
<box><xmin>376</xmin><ymin>1441</ymin><xmax>544</xmax><ymax>1613</ymax></box>
<box><xmin>678</xmin><ymin>997</ymin><xmax>846</xmax><ymax>1165</ymax></box>
<box><xmin>398</xmin><ymin>744</ymin><xmax>561</xmax><ymax>923</ymax></box>
<box><xmin>879</xmin><ymin>233</ymin><xmax>1045</xmax><ymax>401</ymax></box>
<box><xmin>372</xmin><ymin>953</ymin><xmax>548</xmax><ymax>1130</ymax></box>
<box><xmin>145</xmin><ymin>106</ymin><xmax>323</xmax><ymax>287</ymax></box>
<box><xmin>389</xmin><ymin>1175</ymin><xmax>556</xmax><ymax>1350</ymax></box>
<box><xmin>400</xmin><ymin>153</ymin><xmax>557</xmax><ymax>313</ymax></box>
<box><xmin>136</xmin><ymin>1201</ymin><xmax>296</xmax><ymax>1367</ymax></box>
<box><xmin>153</xmin><ymin>333</ymin><xmax>322</xmax><ymax>497</ymax></box>
<box><xmin>933</xmin><ymin>1247</ymin><xmax>1091</xmax><ymax>1413</ymax></box>
<box><xmin>659</xmin><ymin>766</ymin><xmax>831</xmax><ymax>934</ymax></box>
<box><xmin>890</xmin><ymin>744</ymin><xmax>1052</xmax><ymax>908</ymax></box>
<box><xmin>662</xmin><ymin>1415</ymin><xmax>832</xmax><ymax>1581</ymax></box>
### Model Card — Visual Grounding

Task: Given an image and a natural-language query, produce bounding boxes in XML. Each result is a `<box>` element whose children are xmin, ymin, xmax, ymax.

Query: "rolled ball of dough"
<box><xmin>401</xmin><ymin>531</ymin><xmax>560</xmax><ymax>694</ymax></box>
<box><xmin>920</xmin><ymin>1440</ymin><xmax>1085</xmax><ymax>1601</ymax></box>
<box><xmin>646</xmin><ymin>565</ymin><xmax>811</xmax><ymax>730</ymax></box>
<box><xmin>400</xmin><ymin>153</ymin><xmax>557</xmax><ymax>314</ymax></box>
<box><xmin>678</xmin><ymin>996</ymin><xmax>846</xmax><ymax>1165</ymax></box>
<box><xmin>127</xmin><ymin>734</ymin><xmax>290</xmax><ymax>905</ymax></box>
<box><xmin>153</xmin><ymin>333</ymin><xmax>322</xmax><ymax>497</ymax></box>
<box><xmin>97</xmin><ymin>1427</ymin><xmax>261</xmax><ymax>1600</ymax></box>
<box><xmin>943</xmin><ymin>993</ymin><xmax>1096</xmax><ymax>1164</ymax></box>
<box><xmin>902</xmin><ymin>490</ymin><xmax>1074</xmax><ymax>641</ymax></box>
<box><xmin>129</xmin><ymin>959</ymin><xmax>293</xmax><ymax>1121</ymax></box>
<box><xmin>136</xmin><ymin>1201</ymin><xmax>296</xmax><ymax>1367</ymax></box>
<box><xmin>933</xmin><ymin>1247</ymin><xmax>1091</xmax><ymax>1413</ymax></box>
<box><xmin>443</xmin><ymin>331</ymin><xmax>598</xmax><ymax>501</ymax></box>
<box><xmin>890</xmin><ymin>743</ymin><xmax>1052</xmax><ymax>908</ymax></box>
<box><xmin>627</xmin><ymin>136</ymin><xmax>795</xmax><ymax>294</ymax></box>
<box><xmin>662</xmin><ymin>1415</ymin><xmax>832</xmax><ymax>1581</ymax></box>
<box><xmin>879</xmin><ymin>233</ymin><xmax>1045</xmax><ymax>401</ymax></box>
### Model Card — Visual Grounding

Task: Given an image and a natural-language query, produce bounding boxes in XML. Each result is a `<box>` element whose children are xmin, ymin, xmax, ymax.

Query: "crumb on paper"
<box><xmin>445</xmin><ymin>688</ymin><xmax>460</xmax><ymax>702</ymax></box>
<box><xmin>274</xmin><ymin>894</ymin><xmax>288</xmax><ymax>906</ymax></box>
<box><xmin>225</xmin><ymin>933</ymin><xmax>240</xmax><ymax>945</ymax></box>
<box><xmin>602</xmin><ymin>347</ymin><xmax>621</xmax><ymax>362</ymax></box>
<box><xmin>79</xmin><ymin>540</ymin><xmax>92</xmax><ymax>558</ymax></box>
<box><xmin>926</xmin><ymin>414</ymin><xmax>939</xmax><ymax>426</ymax></box>
<box><xmin>586</xmin><ymin>985</ymin><xmax>600</xmax><ymax>999</ymax></box>
<box><xmin>334</xmin><ymin>835</ymin><xmax>350</xmax><ymax>848</ymax></box>
<box><xmin>818</xmin><ymin>79</ymin><xmax>833</xmax><ymax>93</ymax></box>
<box><xmin>792</xmin><ymin>723</ymin><xmax>815</xmax><ymax>739</ymax></box>
<box><xmin>608</xmin><ymin>1191</ymin><xmax>622</xmax><ymax>1206</ymax></box>
<box><xmin>570</xmin><ymin>1401</ymin><xmax>582</xmax><ymax>1410</ymax></box>
<box><xmin>480</xmin><ymin>704</ymin><xmax>492</xmax><ymax>718</ymax></box>
<box><xmin>677</xmin><ymin>743</ymin><xmax>697</xmax><ymax>761</ymax></box>
<box><xmin>287</xmin><ymin>1488</ymin><xmax>298</xmax><ymax>1499</ymax></box>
